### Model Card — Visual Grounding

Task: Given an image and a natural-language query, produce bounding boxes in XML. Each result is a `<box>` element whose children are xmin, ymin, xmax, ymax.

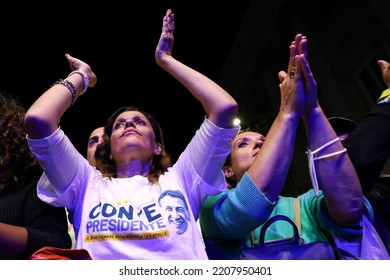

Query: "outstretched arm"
<box><xmin>299</xmin><ymin>38</ymin><xmax>363</xmax><ymax>224</ymax></box>
<box><xmin>24</xmin><ymin>55</ymin><xmax>97</xmax><ymax>139</ymax></box>
<box><xmin>201</xmin><ymin>34</ymin><xmax>307</xmax><ymax>241</ymax></box>
<box><xmin>247</xmin><ymin>35</ymin><xmax>305</xmax><ymax>202</ymax></box>
<box><xmin>155</xmin><ymin>9</ymin><xmax>237</xmax><ymax>128</ymax></box>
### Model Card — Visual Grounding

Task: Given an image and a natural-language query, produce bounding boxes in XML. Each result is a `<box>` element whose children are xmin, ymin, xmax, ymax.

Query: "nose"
<box><xmin>124</xmin><ymin>120</ymin><xmax>136</xmax><ymax>129</ymax></box>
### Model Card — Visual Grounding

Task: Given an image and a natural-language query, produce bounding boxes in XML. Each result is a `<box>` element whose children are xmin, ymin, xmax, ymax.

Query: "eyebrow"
<box><xmin>234</xmin><ymin>137</ymin><xmax>250</xmax><ymax>146</ymax></box>
<box><xmin>115</xmin><ymin>115</ymin><xmax>145</xmax><ymax>123</ymax></box>
<box><xmin>235</xmin><ymin>135</ymin><xmax>266</xmax><ymax>145</ymax></box>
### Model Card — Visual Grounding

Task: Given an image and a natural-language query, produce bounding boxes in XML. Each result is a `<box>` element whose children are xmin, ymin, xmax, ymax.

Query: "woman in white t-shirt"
<box><xmin>24</xmin><ymin>9</ymin><xmax>239</xmax><ymax>260</ymax></box>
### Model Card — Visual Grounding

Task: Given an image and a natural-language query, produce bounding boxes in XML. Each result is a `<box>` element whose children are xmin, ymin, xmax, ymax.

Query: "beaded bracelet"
<box><xmin>306</xmin><ymin>137</ymin><xmax>347</xmax><ymax>195</ymax></box>
<box><xmin>51</xmin><ymin>79</ymin><xmax>78</xmax><ymax>106</ymax></box>
<box><xmin>68</xmin><ymin>70</ymin><xmax>89</xmax><ymax>95</ymax></box>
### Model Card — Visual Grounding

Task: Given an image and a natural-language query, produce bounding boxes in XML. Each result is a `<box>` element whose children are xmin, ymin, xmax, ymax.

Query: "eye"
<box><xmin>88</xmin><ymin>137</ymin><xmax>98</xmax><ymax>146</ymax></box>
<box><xmin>113</xmin><ymin>122</ymin><xmax>125</xmax><ymax>130</ymax></box>
<box><xmin>135</xmin><ymin>119</ymin><xmax>147</xmax><ymax>126</ymax></box>
<box><xmin>238</xmin><ymin>142</ymin><xmax>248</xmax><ymax>148</ymax></box>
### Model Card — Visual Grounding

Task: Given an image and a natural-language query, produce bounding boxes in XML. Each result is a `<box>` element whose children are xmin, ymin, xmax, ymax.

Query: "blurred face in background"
<box><xmin>87</xmin><ymin>127</ymin><xmax>105</xmax><ymax>165</ymax></box>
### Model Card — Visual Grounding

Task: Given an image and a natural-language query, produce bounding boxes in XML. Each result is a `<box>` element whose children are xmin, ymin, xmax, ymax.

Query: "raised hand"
<box><xmin>155</xmin><ymin>9</ymin><xmax>175</xmax><ymax>61</ymax></box>
<box><xmin>297</xmin><ymin>37</ymin><xmax>319</xmax><ymax>114</ymax></box>
<box><xmin>65</xmin><ymin>54</ymin><xmax>97</xmax><ymax>88</ymax></box>
<box><xmin>278</xmin><ymin>34</ymin><xmax>305</xmax><ymax>118</ymax></box>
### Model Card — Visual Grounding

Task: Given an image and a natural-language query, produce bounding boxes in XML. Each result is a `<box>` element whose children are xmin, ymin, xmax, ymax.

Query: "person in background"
<box><xmin>200</xmin><ymin>34</ymin><xmax>365</xmax><ymax>260</ymax></box>
<box><xmin>327</xmin><ymin>58</ymin><xmax>390</xmax><ymax>254</ymax></box>
<box><xmin>86</xmin><ymin>126</ymin><xmax>105</xmax><ymax>165</ymax></box>
<box><xmin>328</xmin><ymin>116</ymin><xmax>390</xmax><ymax>255</ymax></box>
<box><xmin>340</xmin><ymin>59</ymin><xmax>390</xmax><ymax>196</ymax></box>
<box><xmin>24</xmin><ymin>9</ymin><xmax>239</xmax><ymax>260</ymax></box>
<box><xmin>0</xmin><ymin>91</ymin><xmax>71</xmax><ymax>259</ymax></box>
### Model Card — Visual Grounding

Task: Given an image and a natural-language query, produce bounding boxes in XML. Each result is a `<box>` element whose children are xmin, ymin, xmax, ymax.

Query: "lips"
<box><xmin>121</xmin><ymin>129</ymin><xmax>140</xmax><ymax>137</ymax></box>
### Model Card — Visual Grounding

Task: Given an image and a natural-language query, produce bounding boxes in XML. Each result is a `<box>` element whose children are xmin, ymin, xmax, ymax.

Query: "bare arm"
<box><xmin>299</xmin><ymin>38</ymin><xmax>363</xmax><ymax>224</ymax></box>
<box><xmin>24</xmin><ymin>55</ymin><xmax>97</xmax><ymax>139</ymax></box>
<box><xmin>155</xmin><ymin>9</ymin><xmax>237</xmax><ymax>128</ymax></box>
<box><xmin>0</xmin><ymin>223</ymin><xmax>27</xmax><ymax>259</ymax></box>
<box><xmin>248</xmin><ymin>39</ymin><xmax>304</xmax><ymax>202</ymax></box>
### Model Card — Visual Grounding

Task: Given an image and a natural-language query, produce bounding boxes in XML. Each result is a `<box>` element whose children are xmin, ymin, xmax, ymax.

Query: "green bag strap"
<box><xmin>293</xmin><ymin>196</ymin><xmax>301</xmax><ymax>234</ymax></box>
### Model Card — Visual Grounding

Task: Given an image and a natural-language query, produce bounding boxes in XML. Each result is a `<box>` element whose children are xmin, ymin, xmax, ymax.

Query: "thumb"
<box><xmin>378</xmin><ymin>60</ymin><xmax>389</xmax><ymax>74</ymax></box>
<box><xmin>278</xmin><ymin>71</ymin><xmax>287</xmax><ymax>83</ymax></box>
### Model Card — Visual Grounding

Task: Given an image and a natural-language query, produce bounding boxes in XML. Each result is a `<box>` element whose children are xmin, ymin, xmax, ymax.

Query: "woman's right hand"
<box><xmin>65</xmin><ymin>54</ymin><xmax>97</xmax><ymax>89</ymax></box>
<box><xmin>278</xmin><ymin>34</ymin><xmax>305</xmax><ymax>118</ymax></box>
<box><xmin>155</xmin><ymin>9</ymin><xmax>175</xmax><ymax>64</ymax></box>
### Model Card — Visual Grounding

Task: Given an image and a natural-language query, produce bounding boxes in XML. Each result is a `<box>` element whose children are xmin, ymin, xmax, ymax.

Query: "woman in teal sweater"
<box><xmin>199</xmin><ymin>34</ymin><xmax>365</xmax><ymax>260</ymax></box>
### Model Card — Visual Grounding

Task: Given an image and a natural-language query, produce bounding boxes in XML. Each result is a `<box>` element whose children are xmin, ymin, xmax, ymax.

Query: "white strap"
<box><xmin>306</xmin><ymin>138</ymin><xmax>347</xmax><ymax>195</ymax></box>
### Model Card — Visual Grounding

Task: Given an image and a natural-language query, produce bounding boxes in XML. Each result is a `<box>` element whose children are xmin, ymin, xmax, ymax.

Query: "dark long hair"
<box><xmin>0</xmin><ymin>91</ymin><xmax>42</xmax><ymax>194</ymax></box>
<box><xmin>94</xmin><ymin>106</ymin><xmax>172</xmax><ymax>184</ymax></box>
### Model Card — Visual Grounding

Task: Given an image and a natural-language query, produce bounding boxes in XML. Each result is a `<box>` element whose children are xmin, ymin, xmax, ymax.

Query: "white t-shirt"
<box><xmin>28</xmin><ymin>118</ymin><xmax>239</xmax><ymax>260</ymax></box>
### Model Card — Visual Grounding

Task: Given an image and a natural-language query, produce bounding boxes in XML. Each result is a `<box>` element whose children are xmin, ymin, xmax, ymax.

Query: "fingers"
<box><xmin>287</xmin><ymin>34</ymin><xmax>307</xmax><ymax>79</ymax></box>
<box><xmin>378</xmin><ymin>60</ymin><xmax>389</xmax><ymax>74</ymax></box>
<box><xmin>65</xmin><ymin>53</ymin><xmax>77</xmax><ymax>71</ymax></box>
<box><xmin>288</xmin><ymin>45</ymin><xmax>298</xmax><ymax>79</ymax></box>
<box><xmin>298</xmin><ymin>54</ymin><xmax>309</xmax><ymax>81</ymax></box>
<box><xmin>291</xmin><ymin>35</ymin><xmax>309</xmax><ymax>82</ymax></box>
<box><xmin>162</xmin><ymin>9</ymin><xmax>175</xmax><ymax>35</ymax></box>
<box><xmin>298</xmin><ymin>35</ymin><xmax>307</xmax><ymax>58</ymax></box>
<box><xmin>378</xmin><ymin>59</ymin><xmax>390</xmax><ymax>88</ymax></box>
<box><xmin>298</xmin><ymin>53</ymin><xmax>317</xmax><ymax>94</ymax></box>
<box><xmin>294</xmin><ymin>34</ymin><xmax>302</xmax><ymax>49</ymax></box>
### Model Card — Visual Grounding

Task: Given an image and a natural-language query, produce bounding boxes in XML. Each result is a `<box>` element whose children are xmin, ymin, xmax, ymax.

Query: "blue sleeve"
<box><xmin>200</xmin><ymin>172</ymin><xmax>275</xmax><ymax>239</ymax></box>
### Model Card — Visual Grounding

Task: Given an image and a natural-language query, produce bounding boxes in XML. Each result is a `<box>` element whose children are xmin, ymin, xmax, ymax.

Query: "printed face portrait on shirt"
<box><xmin>158</xmin><ymin>190</ymin><xmax>190</xmax><ymax>235</ymax></box>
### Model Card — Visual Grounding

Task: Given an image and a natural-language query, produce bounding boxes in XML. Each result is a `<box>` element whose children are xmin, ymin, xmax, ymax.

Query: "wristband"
<box><xmin>51</xmin><ymin>79</ymin><xmax>78</xmax><ymax>106</ymax></box>
<box><xmin>68</xmin><ymin>70</ymin><xmax>89</xmax><ymax>95</ymax></box>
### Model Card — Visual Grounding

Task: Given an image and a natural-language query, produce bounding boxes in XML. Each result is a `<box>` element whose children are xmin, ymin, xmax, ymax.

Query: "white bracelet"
<box><xmin>306</xmin><ymin>137</ymin><xmax>347</xmax><ymax>195</ymax></box>
<box><xmin>68</xmin><ymin>70</ymin><xmax>89</xmax><ymax>95</ymax></box>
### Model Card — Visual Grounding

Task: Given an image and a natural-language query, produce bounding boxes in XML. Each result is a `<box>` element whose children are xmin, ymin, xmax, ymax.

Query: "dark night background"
<box><xmin>2</xmin><ymin>0</ymin><xmax>390</xmax><ymax>196</ymax></box>
<box><xmin>0</xmin><ymin>1</ymin><xmax>250</xmax><ymax>160</ymax></box>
